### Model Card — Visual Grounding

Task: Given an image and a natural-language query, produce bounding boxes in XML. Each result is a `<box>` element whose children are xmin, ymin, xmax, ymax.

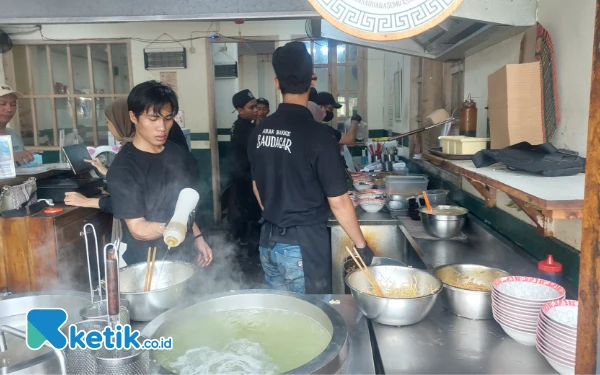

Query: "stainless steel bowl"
<box><xmin>0</xmin><ymin>291</ymin><xmax>89</xmax><ymax>374</ymax></box>
<box><xmin>419</xmin><ymin>205</ymin><xmax>468</xmax><ymax>239</ymax></box>
<box><xmin>345</xmin><ymin>265</ymin><xmax>442</xmax><ymax>326</ymax></box>
<box><xmin>387</xmin><ymin>199</ymin><xmax>407</xmax><ymax>210</ymax></box>
<box><xmin>117</xmin><ymin>260</ymin><xmax>196</xmax><ymax>322</ymax></box>
<box><xmin>434</xmin><ymin>264</ymin><xmax>511</xmax><ymax>320</ymax></box>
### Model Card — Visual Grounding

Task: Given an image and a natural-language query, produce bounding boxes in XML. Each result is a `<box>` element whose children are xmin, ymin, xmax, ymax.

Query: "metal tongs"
<box><xmin>104</xmin><ymin>239</ymin><xmax>122</xmax><ymax>329</ymax></box>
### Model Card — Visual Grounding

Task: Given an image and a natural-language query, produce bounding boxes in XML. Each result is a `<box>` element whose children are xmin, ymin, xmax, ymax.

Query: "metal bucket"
<box><xmin>94</xmin><ymin>335</ymin><xmax>150</xmax><ymax>375</ymax></box>
<box><xmin>142</xmin><ymin>290</ymin><xmax>348</xmax><ymax>374</ymax></box>
<box><xmin>0</xmin><ymin>291</ymin><xmax>89</xmax><ymax>375</ymax></box>
<box><xmin>116</xmin><ymin>261</ymin><xmax>196</xmax><ymax>321</ymax></box>
<box><xmin>64</xmin><ymin>320</ymin><xmax>108</xmax><ymax>375</ymax></box>
<box><xmin>63</xmin><ymin>320</ymin><xmax>150</xmax><ymax>375</ymax></box>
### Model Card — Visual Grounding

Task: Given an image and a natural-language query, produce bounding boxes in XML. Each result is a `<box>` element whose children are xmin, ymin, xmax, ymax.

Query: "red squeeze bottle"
<box><xmin>538</xmin><ymin>255</ymin><xmax>563</xmax><ymax>284</ymax></box>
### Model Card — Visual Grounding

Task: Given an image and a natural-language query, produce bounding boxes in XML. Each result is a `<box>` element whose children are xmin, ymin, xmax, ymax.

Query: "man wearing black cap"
<box><xmin>248</xmin><ymin>41</ymin><xmax>373</xmax><ymax>295</ymax></box>
<box><xmin>228</xmin><ymin>89</ymin><xmax>261</xmax><ymax>251</ymax></box>
<box><xmin>315</xmin><ymin>91</ymin><xmax>360</xmax><ymax>145</ymax></box>
<box><xmin>256</xmin><ymin>97</ymin><xmax>270</xmax><ymax>125</ymax></box>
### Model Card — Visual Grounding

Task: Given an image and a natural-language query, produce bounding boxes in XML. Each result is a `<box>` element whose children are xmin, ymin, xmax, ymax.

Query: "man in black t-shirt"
<box><xmin>228</xmin><ymin>89</ymin><xmax>261</xmax><ymax>251</ymax></box>
<box><xmin>248</xmin><ymin>42</ymin><xmax>373</xmax><ymax>295</ymax></box>
<box><xmin>256</xmin><ymin>97</ymin><xmax>270</xmax><ymax>125</ymax></box>
<box><xmin>107</xmin><ymin>81</ymin><xmax>213</xmax><ymax>267</ymax></box>
<box><xmin>315</xmin><ymin>91</ymin><xmax>360</xmax><ymax>145</ymax></box>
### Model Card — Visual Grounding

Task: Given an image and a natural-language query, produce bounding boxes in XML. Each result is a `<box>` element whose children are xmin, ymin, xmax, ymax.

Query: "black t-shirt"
<box><xmin>94</xmin><ymin>122</ymin><xmax>190</xmax><ymax>217</ymax></box>
<box><xmin>248</xmin><ymin>103</ymin><xmax>348</xmax><ymax>228</ymax></box>
<box><xmin>331</xmin><ymin>128</ymin><xmax>342</xmax><ymax>143</ymax></box>
<box><xmin>106</xmin><ymin>141</ymin><xmax>201</xmax><ymax>265</ymax></box>
<box><xmin>230</xmin><ymin>116</ymin><xmax>255</xmax><ymax>181</ymax></box>
<box><xmin>168</xmin><ymin>121</ymin><xmax>189</xmax><ymax>150</ymax></box>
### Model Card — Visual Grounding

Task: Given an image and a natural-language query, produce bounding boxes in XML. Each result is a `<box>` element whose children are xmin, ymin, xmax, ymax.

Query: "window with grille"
<box><xmin>4</xmin><ymin>42</ymin><xmax>132</xmax><ymax>147</ymax></box>
<box><xmin>302</xmin><ymin>39</ymin><xmax>366</xmax><ymax>130</ymax></box>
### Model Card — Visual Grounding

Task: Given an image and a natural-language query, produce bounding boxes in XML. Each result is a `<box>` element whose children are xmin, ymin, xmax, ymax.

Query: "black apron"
<box><xmin>260</xmin><ymin>221</ymin><xmax>332</xmax><ymax>294</ymax></box>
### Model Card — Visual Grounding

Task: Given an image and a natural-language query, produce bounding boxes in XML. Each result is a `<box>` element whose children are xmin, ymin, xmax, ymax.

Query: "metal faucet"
<box><xmin>0</xmin><ymin>325</ymin><xmax>66</xmax><ymax>375</ymax></box>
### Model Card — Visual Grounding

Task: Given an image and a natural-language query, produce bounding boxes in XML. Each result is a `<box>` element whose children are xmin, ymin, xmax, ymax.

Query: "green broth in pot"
<box><xmin>153</xmin><ymin>308</ymin><xmax>332</xmax><ymax>374</ymax></box>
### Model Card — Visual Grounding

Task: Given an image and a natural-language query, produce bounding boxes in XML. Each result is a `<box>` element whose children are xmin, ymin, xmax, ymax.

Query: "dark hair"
<box><xmin>309</xmin><ymin>87</ymin><xmax>318</xmax><ymax>102</ymax></box>
<box><xmin>128</xmin><ymin>80</ymin><xmax>179</xmax><ymax>119</ymax></box>
<box><xmin>272</xmin><ymin>41</ymin><xmax>313</xmax><ymax>95</ymax></box>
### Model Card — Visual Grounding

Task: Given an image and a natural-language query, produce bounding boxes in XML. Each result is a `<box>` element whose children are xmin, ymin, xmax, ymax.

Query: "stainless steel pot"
<box><xmin>419</xmin><ymin>205</ymin><xmax>468</xmax><ymax>239</ymax></box>
<box><xmin>434</xmin><ymin>264</ymin><xmax>510</xmax><ymax>320</ymax></box>
<box><xmin>346</xmin><ymin>265</ymin><xmax>442</xmax><ymax>326</ymax></box>
<box><xmin>0</xmin><ymin>291</ymin><xmax>89</xmax><ymax>374</ymax></box>
<box><xmin>142</xmin><ymin>290</ymin><xmax>348</xmax><ymax>374</ymax></box>
<box><xmin>115</xmin><ymin>260</ymin><xmax>196</xmax><ymax>322</ymax></box>
<box><xmin>343</xmin><ymin>257</ymin><xmax>407</xmax><ymax>295</ymax></box>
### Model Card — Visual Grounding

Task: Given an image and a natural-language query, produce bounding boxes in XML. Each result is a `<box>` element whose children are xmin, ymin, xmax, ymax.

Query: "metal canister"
<box><xmin>460</xmin><ymin>94</ymin><xmax>477</xmax><ymax>137</ymax></box>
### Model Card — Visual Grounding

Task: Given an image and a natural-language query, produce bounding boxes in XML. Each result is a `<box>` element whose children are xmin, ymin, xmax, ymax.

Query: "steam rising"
<box><xmin>187</xmin><ymin>233</ymin><xmax>258</xmax><ymax>296</ymax></box>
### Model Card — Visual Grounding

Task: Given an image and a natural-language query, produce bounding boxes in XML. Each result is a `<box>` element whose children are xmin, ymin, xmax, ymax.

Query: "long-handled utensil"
<box><xmin>422</xmin><ymin>191</ymin><xmax>433</xmax><ymax>213</ymax></box>
<box><xmin>81</xmin><ymin>226</ymin><xmax>130</xmax><ymax>324</ymax></box>
<box><xmin>387</xmin><ymin>118</ymin><xmax>456</xmax><ymax>141</ymax></box>
<box><xmin>144</xmin><ymin>247</ymin><xmax>157</xmax><ymax>292</ymax></box>
<box><xmin>345</xmin><ymin>246</ymin><xmax>384</xmax><ymax>297</ymax></box>
<box><xmin>104</xmin><ymin>240</ymin><xmax>122</xmax><ymax>329</ymax></box>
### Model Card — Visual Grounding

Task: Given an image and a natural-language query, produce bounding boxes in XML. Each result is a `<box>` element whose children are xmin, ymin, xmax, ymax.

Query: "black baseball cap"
<box><xmin>257</xmin><ymin>97</ymin><xmax>270</xmax><ymax>108</ymax></box>
<box><xmin>232</xmin><ymin>89</ymin><xmax>256</xmax><ymax>110</ymax></box>
<box><xmin>316</xmin><ymin>92</ymin><xmax>342</xmax><ymax>109</ymax></box>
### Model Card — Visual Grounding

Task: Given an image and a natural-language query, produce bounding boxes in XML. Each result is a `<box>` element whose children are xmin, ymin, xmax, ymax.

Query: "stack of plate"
<box><xmin>491</xmin><ymin>276</ymin><xmax>566</xmax><ymax>346</ymax></box>
<box><xmin>536</xmin><ymin>299</ymin><xmax>577</xmax><ymax>375</ymax></box>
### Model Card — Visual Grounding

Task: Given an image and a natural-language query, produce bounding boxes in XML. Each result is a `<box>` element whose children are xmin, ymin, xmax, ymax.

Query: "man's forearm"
<box><xmin>339</xmin><ymin>120</ymin><xmax>359</xmax><ymax>145</ymax></box>
<box><xmin>125</xmin><ymin>218</ymin><xmax>165</xmax><ymax>241</ymax></box>
<box><xmin>86</xmin><ymin>198</ymin><xmax>101</xmax><ymax>209</ymax></box>
<box><xmin>329</xmin><ymin>195</ymin><xmax>366</xmax><ymax>248</ymax></box>
<box><xmin>253</xmin><ymin>180</ymin><xmax>264</xmax><ymax>211</ymax></box>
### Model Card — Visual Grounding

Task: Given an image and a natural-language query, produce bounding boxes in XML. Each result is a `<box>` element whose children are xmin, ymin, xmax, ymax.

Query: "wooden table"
<box><xmin>0</xmin><ymin>204</ymin><xmax>112</xmax><ymax>293</ymax></box>
<box><xmin>422</xmin><ymin>151</ymin><xmax>585</xmax><ymax>236</ymax></box>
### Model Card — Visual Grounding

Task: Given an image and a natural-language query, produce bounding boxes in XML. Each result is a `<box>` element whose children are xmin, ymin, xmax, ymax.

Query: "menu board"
<box><xmin>0</xmin><ymin>135</ymin><xmax>16</xmax><ymax>179</ymax></box>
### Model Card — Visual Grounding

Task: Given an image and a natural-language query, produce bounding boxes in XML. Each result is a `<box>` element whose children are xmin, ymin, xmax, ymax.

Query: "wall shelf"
<box><xmin>422</xmin><ymin>151</ymin><xmax>585</xmax><ymax>237</ymax></box>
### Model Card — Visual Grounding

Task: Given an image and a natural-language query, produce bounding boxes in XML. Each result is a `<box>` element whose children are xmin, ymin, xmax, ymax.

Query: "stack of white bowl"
<box><xmin>491</xmin><ymin>276</ymin><xmax>565</xmax><ymax>346</ymax></box>
<box><xmin>536</xmin><ymin>299</ymin><xmax>577</xmax><ymax>375</ymax></box>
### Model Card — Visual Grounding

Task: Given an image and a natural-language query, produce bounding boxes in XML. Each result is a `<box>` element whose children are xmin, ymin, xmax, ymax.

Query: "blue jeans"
<box><xmin>259</xmin><ymin>244</ymin><xmax>306</xmax><ymax>294</ymax></box>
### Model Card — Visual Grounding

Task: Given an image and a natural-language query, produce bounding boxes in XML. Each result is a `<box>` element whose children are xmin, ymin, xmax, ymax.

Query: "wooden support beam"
<box><xmin>508</xmin><ymin>195</ymin><xmax>553</xmax><ymax>237</ymax></box>
<box><xmin>464</xmin><ymin>176</ymin><xmax>496</xmax><ymax>207</ymax></box>
<box><xmin>575</xmin><ymin>1</ymin><xmax>600</xmax><ymax>372</ymax></box>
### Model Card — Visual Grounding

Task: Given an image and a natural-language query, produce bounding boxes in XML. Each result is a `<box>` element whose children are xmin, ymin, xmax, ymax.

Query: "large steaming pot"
<box><xmin>115</xmin><ymin>261</ymin><xmax>196</xmax><ymax>322</ymax></box>
<box><xmin>142</xmin><ymin>290</ymin><xmax>349</xmax><ymax>374</ymax></box>
<box><xmin>0</xmin><ymin>291</ymin><xmax>89</xmax><ymax>374</ymax></box>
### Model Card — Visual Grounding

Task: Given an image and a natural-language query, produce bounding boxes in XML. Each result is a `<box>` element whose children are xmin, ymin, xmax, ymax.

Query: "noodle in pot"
<box><xmin>361</xmin><ymin>275</ymin><xmax>437</xmax><ymax>299</ymax></box>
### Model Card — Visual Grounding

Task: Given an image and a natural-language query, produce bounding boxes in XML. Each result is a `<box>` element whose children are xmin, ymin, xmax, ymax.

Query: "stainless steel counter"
<box><xmin>329</xmin><ymin>209</ymin><xmax>407</xmax><ymax>294</ymax></box>
<box><xmin>131</xmin><ymin>294</ymin><xmax>375</xmax><ymax>375</ymax></box>
<box><xmin>370</xmin><ymin>215</ymin><xmax>574</xmax><ymax>374</ymax></box>
<box><xmin>328</xmin><ymin>207</ymin><xmax>399</xmax><ymax>226</ymax></box>
<box><xmin>371</xmin><ymin>302</ymin><xmax>555</xmax><ymax>374</ymax></box>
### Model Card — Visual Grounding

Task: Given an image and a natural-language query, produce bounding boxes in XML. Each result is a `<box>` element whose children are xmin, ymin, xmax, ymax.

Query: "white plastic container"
<box><xmin>438</xmin><ymin>136</ymin><xmax>490</xmax><ymax>155</ymax></box>
<box><xmin>163</xmin><ymin>188</ymin><xmax>200</xmax><ymax>248</ymax></box>
<box><xmin>385</xmin><ymin>175</ymin><xmax>429</xmax><ymax>197</ymax></box>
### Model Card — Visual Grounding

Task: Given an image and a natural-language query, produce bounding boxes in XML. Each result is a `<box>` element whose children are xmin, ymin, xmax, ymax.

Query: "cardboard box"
<box><xmin>488</xmin><ymin>62</ymin><xmax>544</xmax><ymax>149</ymax></box>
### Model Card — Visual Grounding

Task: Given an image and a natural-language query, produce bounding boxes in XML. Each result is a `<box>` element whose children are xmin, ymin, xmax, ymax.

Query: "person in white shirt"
<box><xmin>0</xmin><ymin>85</ymin><xmax>36</xmax><ymax>166</ymax></box>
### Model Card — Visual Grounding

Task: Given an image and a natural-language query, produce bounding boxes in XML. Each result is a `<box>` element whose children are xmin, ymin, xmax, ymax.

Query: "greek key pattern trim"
<box><xmin>315</xmin><ymin>0</ymin><xmax>456</xmax><ymax>33</ymax></box>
